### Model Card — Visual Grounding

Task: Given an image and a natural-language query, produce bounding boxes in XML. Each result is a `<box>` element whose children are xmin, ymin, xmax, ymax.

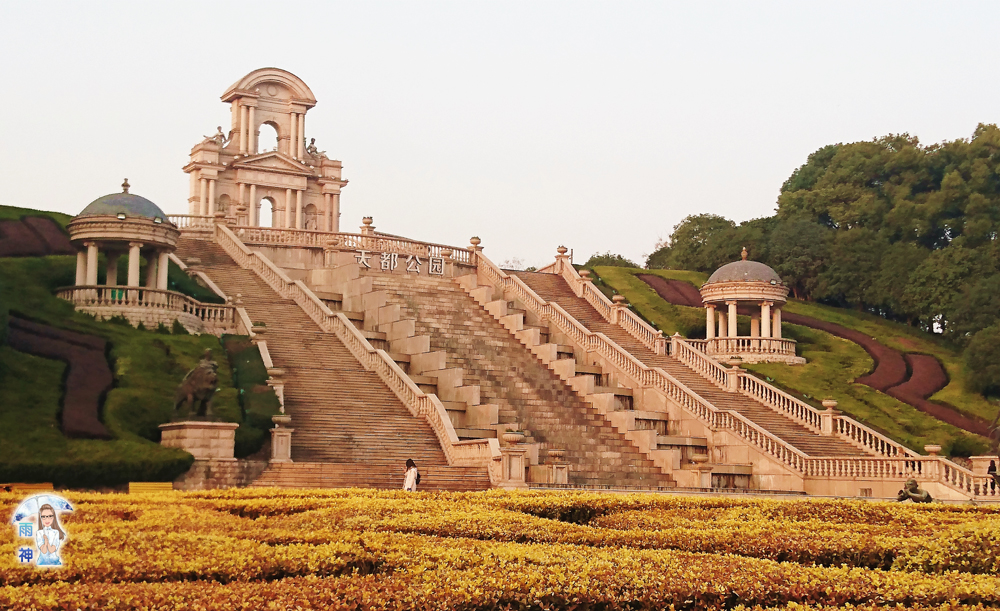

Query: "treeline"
<box><xmin>646</xmin><ymin>124</ymin><xmax>1000</xmax><ymax>396</ymax></box>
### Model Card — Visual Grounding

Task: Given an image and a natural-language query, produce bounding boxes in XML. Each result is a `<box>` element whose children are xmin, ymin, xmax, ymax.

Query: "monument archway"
<box><xmin>183</xmin><ymin>67</ymin><xmax>348</xmax><ymax>230</ymax></box>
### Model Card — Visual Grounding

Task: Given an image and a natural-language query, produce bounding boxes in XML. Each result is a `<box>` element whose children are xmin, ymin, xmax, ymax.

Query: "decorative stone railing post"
<box><xmin>360</xmin><ymin>216</ymin><xmax>375</xmax><ymax>236</ymax></box>
<box><xmin>499</xmin><ymin>430</ymin><xmax>528</xmax><ymax>489</ymax></box>
<box><xmin>577</xmin><ymin>268</ymin><xmax>592</xmax><ymax>297</ymax></box>
<box><xmin>691</xmin><ymin>453</ymin><xmax>713</xmax><ymax>488</ymax></box>
<box><xmin>612</xmin><ymin>295</ymin><xmax>627</xmax><ymax>325</ymax></box>
<box><xmin>670</xmin><ymin>332</ymin><xmax>682</xmax><ymax>357</ymax></box>
<box><xmin>820</xmin><ymin>399</ymin><xmax>840</xmax><ymax>436</ymax></box>
<box><xmin>323</xmin><ymin>237</ymin><xmax>341</xmax><ymax>267</ymax></box>
<box><xmin>441</xmin><ymin>248</ymin><xmax>455</xmax><ymax>277</ymax></box>
<box><xmin>547</xmin><ymin>448</ymin><xmax>569</xmax><ymax>485</ymax></box>
<box><xmin>725</xmin><ymin>366</ymin><xmax>741</xmax><ymax>392</ymax></box>
<box><xmin>270</xmin><ymin>414</ymin><xmax>294</xmax><ymax>463</ymax></box>
<box><xmin>469</xmin><ymin>237</ymin><xmax>483</xmax><ymax>266</ymax></box>
<box><xmin>555</xmin><ymin>245</ymin><xmax>572</xmax><ymax>279</ymax></box>
<box><xmin>266</xmin><ymin>367</ymin><xmax>286</xmax><ymax>413</ymax></box>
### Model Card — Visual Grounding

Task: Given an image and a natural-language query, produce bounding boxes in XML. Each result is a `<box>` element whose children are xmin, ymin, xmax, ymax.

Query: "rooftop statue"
<box><xmin>203</xmin><ymin>126</ymin><xmax>230</xmax><ymax>147</ymax></box>
<box><xmin>174</xmin><ymin>350</ymin><xmax>219</xmax><ymax>419</ymax></box>
<box><xmin>896</xmin><ymin>478</ymin><xmax>933</xmax><ymax>503</ymax></box>
<box><xmin>306</xmin><ymin>138</ymin><xmax>326</xmax><ymax>158</ymax></box>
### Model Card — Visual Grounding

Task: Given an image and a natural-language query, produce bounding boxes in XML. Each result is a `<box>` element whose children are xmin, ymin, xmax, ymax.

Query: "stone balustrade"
<box><xmin>56</xmin><ymin>285</ymin><xmax>235</xmax><ymax>335</ymax></box>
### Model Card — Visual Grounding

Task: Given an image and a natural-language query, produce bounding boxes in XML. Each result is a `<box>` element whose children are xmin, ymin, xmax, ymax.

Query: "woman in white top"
<box><xmin>403</xmin><ymin>459</ymin><xmax>420</xmax><ymax>491</ymax></box>
<box><xmin>34</xmin><ymin>503</ymin><xmax>65</xmax><ymax>566</ymax></box>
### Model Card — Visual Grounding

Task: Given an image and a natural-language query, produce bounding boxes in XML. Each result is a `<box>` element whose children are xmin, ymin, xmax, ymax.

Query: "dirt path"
<box><xmin>6</xmin><ymin>317</ymin><xmax>112</xmax><ymax>439</ymax></box>
<box><xmin>0</xmin><ymin>217</ymin><xmax>73</xmax><ymax>257</ymax></box>
<box><xmin>637</xmin><ymin>275</ymin><xmax>993</xmax><ymax>438</ymax></box>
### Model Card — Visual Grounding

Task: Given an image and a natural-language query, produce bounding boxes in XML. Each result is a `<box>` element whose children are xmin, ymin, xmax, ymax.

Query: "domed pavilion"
<box><xmin>59</xmin><ymin>180</ymin><xmax>234</xmax><ymax>334</ymax></box>
<box><xmin>699</xmin><ymin>248</ymin><xmax>804</xmax><ymax>364</ymax></box>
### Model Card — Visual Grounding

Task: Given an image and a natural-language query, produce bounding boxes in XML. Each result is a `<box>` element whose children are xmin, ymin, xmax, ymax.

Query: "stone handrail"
<box><xmin>214</xmin><ymin>224</ymin><xmax>502</xmax><ymax>482</ymax></box>
<box><xmin>561</xmin><ymin>264</ymin><xmax>667</xmax><ymax>354</ymax></box>
<box><xmin>167</xmin><ymin>215</ymin><xmax>215</xmax><ymax>230</ymax></box>
<box><xmin>804</xmin><ymin>456</ymin><xmax>998</xmax><ymax>498</ymax></box>
<box><xmin>672</xmin><ymin>336</ymin><xmax>730</xmax><ymax>390</ymax></box>
<box><xmin>234</xmin><ymin>307</ymin><xmax>254</xmax><ymax>337</ymax></box>
<box><xmin>229</xmin><ymin>225</ymin><xmax>475</xmax><ymax>265</ymax></box>
<box><xmin>56</xmin><ymin>286</ymin><xmax>235</xmax><ymax>330</ymax></box>
<box><xmin>476</xmin><ymin>253</ymin><xmax>811</xmax><ymax>475</ymax></box>
<box><xmin>674</xmin><ymin>336</ymin><xmax>918</xmax><ymax>459</ymax></box>
<box><xmin>706</xmin><ymin>337</ymin><xmax>798</xmax><ymax>356</ymax></box>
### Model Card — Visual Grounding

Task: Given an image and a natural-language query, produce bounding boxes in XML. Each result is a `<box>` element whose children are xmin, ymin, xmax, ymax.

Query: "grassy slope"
<box><xmin>593</xmin><ymin>266</ymin><xmax>990</xmax><ymax>456</ymax></box>
<box><xmin>0</xmin><ymin>201</ymin><xmax>267</xmax><ymax>485</ymax></box>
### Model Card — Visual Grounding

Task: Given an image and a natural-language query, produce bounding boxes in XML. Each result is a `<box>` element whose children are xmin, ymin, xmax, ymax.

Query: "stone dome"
<box><xmin>78</xmin><ymin>181</ymin><xmax>168</xmax><ymax>221</ymax></box>
<box><xmin>704</xmin><ymin>248</ymin><xmax>782</xmax><ymax>285</ymax></box>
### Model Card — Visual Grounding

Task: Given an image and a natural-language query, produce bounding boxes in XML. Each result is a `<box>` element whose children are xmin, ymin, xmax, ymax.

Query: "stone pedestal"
<box><xmin>270</xmin><ymin>415</ymin><xmax>294</xmax><ymax>463</ymax></box>
<box><xmin>820</xmin><ymin>400</ymin><xmax>840</xmax><ymax>436</ymax></box>
<box><xmin>159</xmin><ymin>421</ymin><xmax>239</xmax><ymax>461</ymax></box>
<box><xmin>500</xmin><ymin>446</ymin><xmax>528</xmax><ymax>489</ymax></box>
<box><xmin>970</xmin><ymin>455</ymin><xmax>999</xmax><ymax>476</ymax></box>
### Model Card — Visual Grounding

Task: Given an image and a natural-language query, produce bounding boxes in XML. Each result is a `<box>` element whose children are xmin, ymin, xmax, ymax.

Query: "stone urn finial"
<box><xmin>440</xmin><ymin>248</ymin><xmax>453</xmax><ymax>259</ymax></box>
<box><xmin>822</xmin><ymin>399</ymin><xmax>838</xmax><ymax>411</ymax></box>
<box><xmin>741</xmin><ymin>246</ymin><xmax>748</xmax><ymax>261</ymax></box>
<box><xmin>502</xmin><ymin>430</ymin><xmax>525</xmax><ymax>445</ymax></box>
<box><xmin>579</xmin><ymin>269</ymin><xmax>591</xmax><ymax>280</ymax></box>
<box><xmin>122</xmin><ymin>178</ymin><xmax>130</xmax><ymax>194</ymax></box>
<box><xmin>924</xmin><ymin>444</ymin><xmax>942</xmax><ymax>456</ymax></box>
<box><xmin>557</xmin><ymin>245</ymin><xmax>568</xmax><ymax>255</ymax></box>
<box><xmin>612</xmin><ymin>294</ymin><xmax>626</xmax><ymax>305</ymax></box>
<box><xmin>470</xmin><ymin>236</ymin><xmax>481</xmax><ymax>247</ymax></box>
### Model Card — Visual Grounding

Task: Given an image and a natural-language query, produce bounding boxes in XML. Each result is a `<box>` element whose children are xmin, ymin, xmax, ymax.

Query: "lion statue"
<box><xmin>174</xmin><ymin>350</ymin><xmax>219</xmax><ymax>419</ymax></box>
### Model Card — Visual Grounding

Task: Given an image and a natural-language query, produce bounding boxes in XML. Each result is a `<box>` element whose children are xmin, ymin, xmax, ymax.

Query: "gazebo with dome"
<box><xmin>699</xmin><ymin>247</ymin><xmax>804</xmax><ymax>364</ymax></box>
<box><xmin>57</xmin><ymin>180</ymin><xmax>234</xmax><ymax>334</ymax></box>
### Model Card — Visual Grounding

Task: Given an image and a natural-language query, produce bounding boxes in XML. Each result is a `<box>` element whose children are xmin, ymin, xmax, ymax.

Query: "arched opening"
<box><xmin>257</xmin><ymin>122</ymin><xmax>279</xmax><ymax>153</ymax></box>
<box><xmin>259</xmin><ymin>197</ymin><xmax>275</xmax><ymax>228</ymax></box>
<box><xmin>303</xmin><ymin>203</ymin><xmax>318</xmax><ymax>231</ymax></box>
<box><xmin>217</xmin><ymin>194</ymin><xmax>231</xmax><ymax>215</ymax></box>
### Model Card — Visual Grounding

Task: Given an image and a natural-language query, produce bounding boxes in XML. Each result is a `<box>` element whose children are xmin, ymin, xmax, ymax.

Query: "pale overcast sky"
<box><xmin>1</xmin><ymin>2</ymin><xmax>998</xmax><ymax>268</ymax></box>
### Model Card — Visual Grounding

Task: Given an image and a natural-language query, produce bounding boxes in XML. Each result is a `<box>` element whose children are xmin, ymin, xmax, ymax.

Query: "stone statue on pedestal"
<box><xmin>173</xmin><ymin>350</ymin><xmax>219</xmax><ymax>419</ymax></box>
<box><xmin>896</xmin><ymin>478</ymin><xmax>933</xmax><ymax>503</ymax></box>
<box><xmin>203</xmin><ymin>126</ymin><xmax>229</xmax><ymax>147</ymax></box>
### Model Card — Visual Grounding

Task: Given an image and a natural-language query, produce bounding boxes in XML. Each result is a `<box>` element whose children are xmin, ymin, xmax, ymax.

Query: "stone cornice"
<box><xmin>700</xmin><ymin>280</ymin><xmax>788</xmax><ymax>305</ymax></box>
<box><xmin>68</xmin><ymin>216</ymin><xmax>179</xmax><ymax>250</ymax></box>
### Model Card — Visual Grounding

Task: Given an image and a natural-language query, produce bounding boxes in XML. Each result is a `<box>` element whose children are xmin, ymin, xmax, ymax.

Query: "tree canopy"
<box><xmin>646</xmin><ymin>124</ymin><xmax>1000</xmax><ymax>396</ymax></box>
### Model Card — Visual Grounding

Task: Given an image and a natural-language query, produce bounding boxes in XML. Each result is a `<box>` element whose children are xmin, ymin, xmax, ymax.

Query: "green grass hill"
<box><xmin>0</xmin><ymin>205</ymin><xmax>278</xmax><ymax>488</ymax></box>
<box><xmin>591</xmin><ymin>266</ymin><xmax>995</xmax><ymax>457</ymax></box>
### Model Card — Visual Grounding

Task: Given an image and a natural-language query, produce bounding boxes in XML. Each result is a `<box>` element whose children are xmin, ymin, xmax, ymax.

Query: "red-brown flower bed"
<box><xmin>0</xmin><ymin>217</ymin><xmax>73</xmax><ymax>258</ymax></box>
<box><xmin>637</xmin><ymin>274</ymin><xmax>704</xmax><ymax>307</ymax></box>
<box><xmin>5</xmin><ymin>317</ymin><xmax>112</xmax><ymax>439</ymax></box>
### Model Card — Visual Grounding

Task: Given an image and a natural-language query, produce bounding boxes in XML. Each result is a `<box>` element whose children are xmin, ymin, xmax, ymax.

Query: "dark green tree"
<box><xmin>585</xmin><ymin>252</ymin><xmax>639</xmax><ymax>268</ymax></box>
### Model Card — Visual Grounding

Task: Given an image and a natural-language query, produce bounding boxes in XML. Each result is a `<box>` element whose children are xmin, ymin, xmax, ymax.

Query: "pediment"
<box><xmin>234</xmin><ymin>152</ymin><xmax>313</xmax><ymax>175</ymax></box>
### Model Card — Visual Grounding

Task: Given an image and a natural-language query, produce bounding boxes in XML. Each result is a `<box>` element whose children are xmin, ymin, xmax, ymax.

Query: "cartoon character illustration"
<box><xmin>34</xmin><ymin>504</ymin><xmax>66</xmax><ymax>565</ymax></box>
<box><xmin>10</xmin><ymin>493</ymin><xmax>73</xmax><ymax>567</ymax></box>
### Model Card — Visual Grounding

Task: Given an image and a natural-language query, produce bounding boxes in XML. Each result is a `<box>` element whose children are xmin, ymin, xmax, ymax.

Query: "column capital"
<box><xmin>128</xmin><ymin>242</ymin><xmax>144</xmax><ymax>249</ymax></box>
<box><xmin>705</xmin><ymin>303</ymin><xmax>716</xmax><ymax>310</ymax></box>
<box><xmin>726</xmin><ymin>300</ymin><xmax>738</xmax><ymax>306</ymax></box>
<box><xmin>83</xmin><ymin>241</ymin><xmax>97</xmax><ymax>248</ymax></box>
<box><xmin>761</xmin><ymin>300</ymin><xmax>774</xmax><ymax>307</ymax></box>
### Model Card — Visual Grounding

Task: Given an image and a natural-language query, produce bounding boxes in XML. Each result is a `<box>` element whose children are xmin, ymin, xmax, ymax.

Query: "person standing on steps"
<box><xmin>988</xmin><ymin>460</ymin><xmax>998</xmax><ymax>491</ymax></box>
<box><xmin>403</xmin><ymin>459</ymin><xmax>420</xmax><ymax>492</ymax></box>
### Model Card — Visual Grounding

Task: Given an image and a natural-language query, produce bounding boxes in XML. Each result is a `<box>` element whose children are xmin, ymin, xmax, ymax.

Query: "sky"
<box><xmin>1</xmin><ymin>2</ymin><xmax>999</xmax><ymax>269</ymax></box>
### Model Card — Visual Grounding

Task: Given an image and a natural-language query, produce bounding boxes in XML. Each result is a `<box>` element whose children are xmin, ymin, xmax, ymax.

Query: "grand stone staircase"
<box><xmin>368</xmin><ymin>274</ymin><xmax>674</xmax><ymax>488</ymax></box>
<box><xmin>176</xmin><ymin>237</ymin><xmax>491</xmax><ymax>490</ymax></box>
<box><xmin>511</xmin><ymin>271</ymin><xmax>867</xmax><ymax>457</ymax></box>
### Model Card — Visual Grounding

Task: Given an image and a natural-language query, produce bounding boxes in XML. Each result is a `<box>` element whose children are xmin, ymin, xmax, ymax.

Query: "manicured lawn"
<box><xmin>593</xmin><ymin>266</ymin><xmax>992</xmax><ymax>456</ymax></box>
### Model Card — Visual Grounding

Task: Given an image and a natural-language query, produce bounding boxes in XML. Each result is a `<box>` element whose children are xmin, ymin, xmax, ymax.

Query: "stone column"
<box><xmin>199</xmin><ymin>178</ymin><xmax>208</xmax><ymax>216</ymax></box>
<box><xmin>127</xmin><ymin>242</ymin><xmax>143</xmax><ymax>287</ymax></box>
<box><xmin>249</xmin><ymin>184</ymin><xmax>257</xmax><ymax>226</ymax></box>
<box><xmin>85</xmin><ymin>242</ymin><xmax>99</xmax><ymax>285</ymax></box>
<box><xmin>705</xmin><ymin>305</ymin><xmax>716</xmax><ymax>340</ymax></box>
<box><xmin>144</xmin><ymin>253</ymin><xmax>157</xmax><ymax>288</ymax></box>
<box><xmin>105</xmin><ymin>252</ymin><xmax>119</xmax><ymax>286</ymax></box>
<box><xmin>298</xmin><ymin>113</ymin><xmax>305</xmax><ymax>158</ymax></box>
<box><xmin>333</xmin><ymin>193</ymin><xmax>341</xmax><ymax>232</ymax></box>
<box><xmin>237</xmin><ymin>182</ymin><xmax>246</xmax><ymax>219</ymax></box>
<box><xmin>323</xmin><ymin>193</ymin><xmax>332</xmax><ymax>232</ymax></box>
<box><xmin>295</xmin><ymin>190</ymin><xmax>303</xmax><ymax>229</ymax></box>
<box><xmin>727</xmin><ymin>301</ymin><xmax>738</xmax><ymax>338</ymax></box>
<box><xmin>761</xmin><ymin>301</ymin><xmax>772</xmax><ymax>338</ymax></box>
<box><xmin>248</xmin><ymin>106</ymin><xmax>256</xmax><ymax>153</ymax></box>
<box><xmin>239</xmin><ymin>104</ymin><xmax>248</xmax><ymax>154</ymax></box>
<box><xmin>75</xmin><ymin>250</ymin><xmax>87</xmax><ymax>285</ymax></box>
<box><xmin>289</xmin><ymin>113</ymin><xmax>297</xmax><ymax>158</ymax></box>
<box><xmin>156</xmin><ymin>251</ymin><xmax>169</xmax><ymax>290</ymax></box>
<box><xmin>718</xmin><ymin>310</ymin><xmax>728</xmax><ymax>338</ymax></box>
<box><xmin>773</xmin><ymin>307</ymin><xmax>782</xmax><ymax>339</ymax></box>
<box><xmin>285</xmin><ymin>188</ymin><xmax>293</xmax><ymax>228</ymax></box>
<box><xmin>208</xmin><ymin>179</ymin><xmax>217</xmax><ymax>215</ymax></box>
